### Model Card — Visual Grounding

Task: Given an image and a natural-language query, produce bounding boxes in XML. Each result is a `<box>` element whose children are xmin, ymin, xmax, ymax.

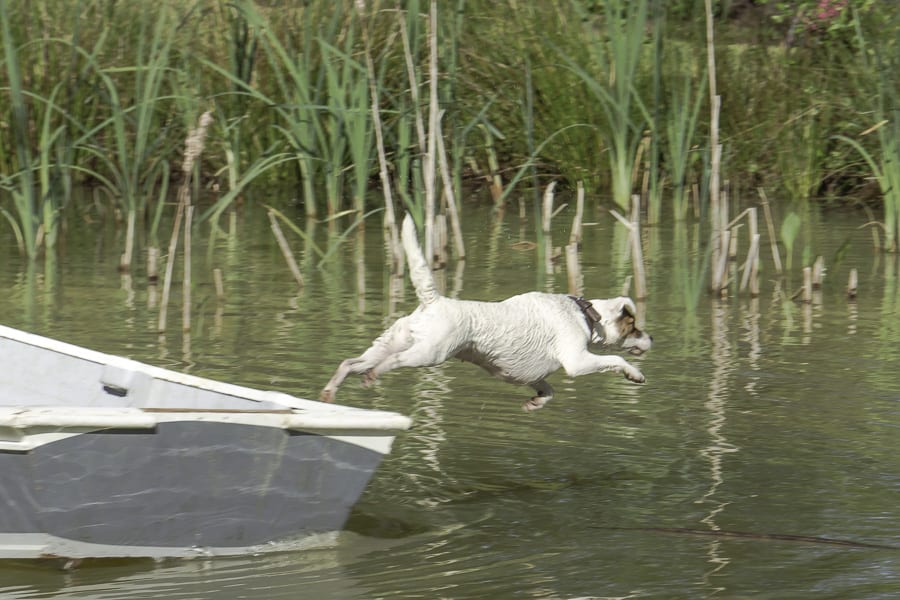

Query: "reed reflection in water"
<box><xmin>0</xmin><ymin>204</ymin><xmax>898</xmax><ymax>599</ymax></box>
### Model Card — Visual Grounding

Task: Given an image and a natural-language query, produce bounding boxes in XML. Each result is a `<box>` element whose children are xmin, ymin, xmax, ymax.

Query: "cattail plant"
<box><xmin>158</xmin><ymin>111</ymin><xmax>213</xmax><ymax>334</ymax></box>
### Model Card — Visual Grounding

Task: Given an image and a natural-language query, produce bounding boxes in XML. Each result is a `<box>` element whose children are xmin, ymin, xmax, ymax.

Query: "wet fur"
<box><xmin>320</xmin><ymin>215</ymin><xmax>652</xmax><ymax>410</ymax></box>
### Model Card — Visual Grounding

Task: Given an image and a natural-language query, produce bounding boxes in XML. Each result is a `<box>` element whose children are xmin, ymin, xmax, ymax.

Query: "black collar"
<box><xmin>569</xmin><ymin>295</ymin><xmax>601</xmax><ymax>338</ymax></box>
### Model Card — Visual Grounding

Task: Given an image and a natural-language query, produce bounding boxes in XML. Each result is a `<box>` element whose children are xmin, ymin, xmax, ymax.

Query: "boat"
<box><xmin>0</xmin><ymin>324</ymin><xmax>412</xmax><ymax>560</ymax></box>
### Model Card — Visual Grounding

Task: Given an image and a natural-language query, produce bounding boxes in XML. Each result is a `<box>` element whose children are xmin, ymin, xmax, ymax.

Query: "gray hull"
<box><xmin>0</xmin><ymin>324</ymin><xmax>412</xmax><ymax>559</ymax></box>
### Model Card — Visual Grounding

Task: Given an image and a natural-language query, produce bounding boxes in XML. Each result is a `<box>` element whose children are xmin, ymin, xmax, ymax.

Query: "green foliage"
<box><xmin>779</xmin><ymin>211</ymin><xmax>802</xmax><ymax>270</ymax></box>
<box><xmin>661</xmin><ymin>42</ymin><xmax>706</xmax><ymax>220</ymax></box>
<box><xmin>0</xmin><ymin>0</ymin><xmax>898</xmax><ymax>269</ymax></box>
<box><xmin>557</xmin><ymin>0</ymin><xmax>652</xmax><ymax>210</ymax></box>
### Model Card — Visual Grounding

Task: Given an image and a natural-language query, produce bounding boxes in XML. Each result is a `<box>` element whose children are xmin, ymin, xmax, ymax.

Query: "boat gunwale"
<box><xmin>0</xmin><ymin>324</ymin><xmax>413</xmax><ymax>432</ymax></box>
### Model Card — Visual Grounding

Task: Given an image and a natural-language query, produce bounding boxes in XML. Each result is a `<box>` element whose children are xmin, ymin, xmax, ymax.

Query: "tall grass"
<box><xmin>0</xmin><ymin>0</ymin><xmax>897</xmax><ymax>278</ymax></box>
<box><xmin>75</xmin><ymin>7</ymin><xmax>176</xmax><ymax>270</ymax></box>
<box><xmin>835</xmin><ymin>9</ymin><xmax>899</xmax><ymax>252</ymax></box>
<box><xmin>558</xmin><ymin>0</ymin><xmax>651</xmax><ymax>211</ymax></box>
<box><xmin>662</xmin><ymin>44</ymin><xmax>706</xmax><ymax>221</ymax></box>
<box><xmin>0</xmin><ymin>1</ymin><xmax>40</xmax><ymax>258</ymax></box>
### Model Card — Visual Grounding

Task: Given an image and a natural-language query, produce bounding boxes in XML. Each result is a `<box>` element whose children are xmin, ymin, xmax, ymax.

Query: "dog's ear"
<box><xmin>609</xmin><ymin>296</ymin><xmax>636</xmax><ymax>319</ymax></box>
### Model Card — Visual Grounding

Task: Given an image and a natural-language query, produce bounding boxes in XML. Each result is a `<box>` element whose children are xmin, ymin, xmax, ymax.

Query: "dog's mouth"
<box><xmin>622</xmin><ymin>332</ymin><xmax>652</xmax><ymax>355</ymax></box>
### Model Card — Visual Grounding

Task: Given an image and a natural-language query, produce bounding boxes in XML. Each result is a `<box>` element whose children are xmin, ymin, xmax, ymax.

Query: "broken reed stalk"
<box><xmin>147</xmin><ymin>247</ymin><xmax>159</xmax><ymax>283</ymax></box>
<box><xmin>358</xmin><ymin>1</ymin><xmax>400</xmax><ymax>271</ymax></box>
<box><xmin>213</xmin><ymin>268</ymin><xmax>224</xmax><ymax>300</ymax></box>
<box><xmin>812</xmin><ymin>256</ymin><xmax>825</xmax><ymax>289</ymax></box>
<box><xmin>634</xmin><ymin>220</ymin><xmax>649</xmax><ymax>300</ymax></box>
<box><xmin>434</xmin><ymin>214</ymin><xmax>448</xmax><ymax>266</ymax></box>
<box><xmin>711</xmin><ymin>184</ymin><xmax>732</xmax><ymax>295</ymax></box>
<box><xmin>542</xmin><ymin>181</ymin><xmax>557</xmax><ymax>276</ymax></box>
<box><xmin>712</xmin><ymin>229</ymin><xmax>731</xmax><ymax>296</ymax></box>
<box><xmin>611</xmin><ymin>196</ymin><xmax>647</xmax><ymax>300</ymax></box>
<box><xmin>728</xmin><ymin>225</ymin><xmax>740</xmax><ymax>259</ymax></box>
<box><xmin>158</xmin><ymin>199</ymin><xmax>185</xmax><ymax>333</ymax></box>
<box><xmin>739</xmin><ymin>233</ymin><xmax>761</xmax><ymax>295</ymax></box>
<box><xmin>158</xmin><ymin>111</ymin><xmax>213</xmax><ymax>333</ymax></box>
<box><xmin>542</xmin><ymin>181</ymin><xmax>557</xmax><ymax>234</ymax></box>
<box><xmin>705</xmin><ymin>0</ymin><xmax>725</xmax><ymax>294</ymax></box>
<box><xmin>423</xmin><ymin>0</ymin><xmax>440</xmax><ymax>265</ymax></box>
<box><xmin>435</xmin><ymin>111</ymin><xmax>465</xmax><ymax>260</ymax></box>
<box><xmin>398</xmin><ymin>11</ymin><xmax>427</xmax><ymax>158</ymax></box>
<box><xmin>268</xmin><ymin>210</ymin><xmax>304</xmax><ymax>289</ymax></box>
<box><xmin>569</xmin><ymin>181</ymin><xmax>585</xmax><ymax>246</ymax></box>
<box><xmin>847</xmin><ymin>268</ymin><xmax>858</xmax><ymax>299</ymax></box>
<box><xmin>183</xmin><ymin>205</ymin><xmax>193</xmax><ymax>332</ymax></box>
<box><xmin>801</xmin><ymin>266</ymin><xmax>812</xmax><ymax>303</ymax></box>
<box><xmin>565</xmin><ymin>242</ymin><xmax>582</xmax><ymax>296</ymax></box>
<box><xmin>757</xmin><ymin>187</ymin><xmax>783</xmax><ymax>274</ymax></box>
<box><xmin>704</xmin><ymin>0</ymin><xmax>721</xmax><ymax>216</ymax></box>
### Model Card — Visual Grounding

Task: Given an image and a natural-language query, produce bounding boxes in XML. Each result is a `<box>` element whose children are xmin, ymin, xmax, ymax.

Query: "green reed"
<box><xmin>320</xmin><ymin>33</ymin><xmax>372</xmax><ymax>216</ymax></box>
<box><xmin>2</xmin><ymin>0</ymin><xmax>899</xmax><ymax>270</ymax></box>
<box><xmin>556</xmin><ymin>0</ymin><xmax>651</xmax><ymax>211</ymax></box>
<box><xmin>0</xmin><ymin>1</ymin><xmax>39</xmax><ymax>258</ymax></box>
<box><xmin>662</xmin><ymin>44</ymin><xmax>706</xmax><ymax>221</ymax></box>
<box><xmin>834</xmin><ymin>9</ymin><xmax>899</xmax><ymax>252</ymax></box>
<box><xmin>70</xmin><ymin>7</ymin><xmax>177</xmax><ymax>269</ymax></box>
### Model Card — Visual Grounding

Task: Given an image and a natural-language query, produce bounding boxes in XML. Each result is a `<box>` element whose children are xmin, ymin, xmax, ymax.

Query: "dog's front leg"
<box><xmin>523</xmin><ymin>379</ymin><xmax>554</xmax><ymax>412</ymax></box>
<box><xmin>561</xmin><ymin>352</ymin><xmax>645</xmax><ymax>383</ymax></box>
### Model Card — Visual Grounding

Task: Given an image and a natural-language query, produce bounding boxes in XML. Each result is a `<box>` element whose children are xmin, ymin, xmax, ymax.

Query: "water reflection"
<box><xmin>1</xmin><ymin>204</ymin><xmax>899</xmax><ymax>598</ymax></box>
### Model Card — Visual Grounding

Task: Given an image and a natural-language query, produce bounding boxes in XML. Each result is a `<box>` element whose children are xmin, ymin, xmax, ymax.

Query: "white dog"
<box><xmin>320</xmin><ymin>215</ymin><xmax>652</xmax><ymax>410</ymax></box>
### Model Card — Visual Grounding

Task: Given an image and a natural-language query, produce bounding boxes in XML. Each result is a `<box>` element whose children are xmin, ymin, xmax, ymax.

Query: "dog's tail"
<box><xmin>402</xmin><ymin>214</ymin><xmax>440</xmax><ymax>305</ymax></box>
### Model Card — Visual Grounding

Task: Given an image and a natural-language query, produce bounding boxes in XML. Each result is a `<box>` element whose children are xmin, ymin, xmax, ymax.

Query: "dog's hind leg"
<box><xmin>319</xmin><ymin>323</ymin><xmax>412</xmax><ymax>402</ymax></box>
<box><xmin>366</xmin><ymin>341</ymin><xmax>450</xmax><ymax>381</ymax></box>
<box><xmin>320</xmin><ymin>353</ymin><xmax>379</xmax><ymax>402</ymax></box>
<box><xmin>523</xmin><ymin>379</ymin><xmax>554</xmax><ymax>412</ymax></box>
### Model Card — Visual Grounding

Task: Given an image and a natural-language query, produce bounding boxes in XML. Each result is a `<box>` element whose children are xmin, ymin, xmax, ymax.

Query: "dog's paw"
<box><xmin>523</xmin><ymin>396</ymin><xmax>551</xmax><ymax>412</ymax></box>
<box><xmin>319</xmin><ymin>389</ymin><xmax>335</xmax><ymax>403</ymax></box>
<box><xmin>623</xmin><ymin>365</ymin><xmax>645</xmax><ymax>384</ymax></box>
<box><xmin>362</xmin><ymin>369</ymin><xmax>378</xmax><ymax>388</ymax></box>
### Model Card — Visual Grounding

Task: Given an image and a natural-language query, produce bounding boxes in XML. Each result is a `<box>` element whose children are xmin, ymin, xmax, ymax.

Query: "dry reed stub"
<box><xmin>565</xmin><ymin>242</ymin><xmax>582</xmax><ymax>296</ymax></box>
<box><xmin>213</xmin><ymin>268</ymin><xmax>225</xmax><ymax>300</ymax></box>
<box><xmin>147</xmin><ymin>247</ymin><xmax>159</xmax><ymax>283</ymax></box>
<box><xmin>802</xmin><ymin>267</ymin><xmax>813</xmax><ymax>303</ymax></box>
<box><xmin>183</xmin><ymin>205</ymin><xmax>194</xmax><ymax>333</ymax></box>
<box><xmin>610</xmin><ymin>195</ymin><xmax>647</xmax><ymax>300</ymax></box>
<box><xmin>739</xmin><ymin>233</ymin><xmax>761</xmax><ymax>295</ymax></box>
<box><xmin>542</xmin><ymin>181</ymin><xmax>557</xmax><ymax>234</ymax></box>
<box><xmin>847</xmin><ymin>268</ymin><xmax>858</xmax><ymax>299</ymax></box>
<box><xmin>812</xmin><ymin>256</ymin><xmax>825</xmax><ymax>289</ymax></box>
<box><xmin>158</xmin><ymin>111</ymin><xmax>213</xmax><ymax>334</ymax></box>
<box><xmin>711</xmin><ymin>229</ymin><xmax>731</xmax><ymax>296</ymax></box>
<box><xmin>729</xmin><ymin>226</ymin><xmax>740</xmax><ymax>259</ymax></box>
<box><xmin>268</xmin><ymin>210</ymin><xmax>304</xmax><ymax>289</ymax></box>
<box><xmin>569</xmin><ymin>181</ymin><xmax>585</xmax><ymax>247</ymax></box>
<box><xmin>757</xmin><ymin>188</ymin><xmax>783</xmax><ymax>275</ymax></box>
<box><xmin>433</xmin><ymin>214</ymin><xmax>448</xmax><ymax>267</ymax></box>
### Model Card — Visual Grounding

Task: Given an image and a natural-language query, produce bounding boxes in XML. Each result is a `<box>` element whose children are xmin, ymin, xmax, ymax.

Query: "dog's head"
<box><xmin>588</xmin><ymin>296</ymin><xmax>652</xmax><ymax>355</ymax></box>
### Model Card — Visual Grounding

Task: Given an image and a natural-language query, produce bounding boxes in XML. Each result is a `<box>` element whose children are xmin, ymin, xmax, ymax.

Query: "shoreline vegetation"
<box><xmin>0</xmin><ymin>1</ymin><xmax>897</xmax><ymax>300</ymax></box>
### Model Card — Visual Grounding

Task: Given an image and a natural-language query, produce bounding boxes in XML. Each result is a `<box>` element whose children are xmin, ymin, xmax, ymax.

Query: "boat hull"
<box><xmin>0</xmin><ymin>420</ymin><xmax>384</xmax><ymax>558</ymax></box>
<box><xmin>0</xmin><ymin>324</ymin><xmax>412</xmax><ymax>559</ymax></box>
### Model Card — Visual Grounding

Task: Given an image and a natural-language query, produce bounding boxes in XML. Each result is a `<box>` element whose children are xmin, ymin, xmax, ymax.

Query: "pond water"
<box><xmin>0</xmin><ymin>201</ymin><xmax>898</xmax><ymax>599</ymax></box>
